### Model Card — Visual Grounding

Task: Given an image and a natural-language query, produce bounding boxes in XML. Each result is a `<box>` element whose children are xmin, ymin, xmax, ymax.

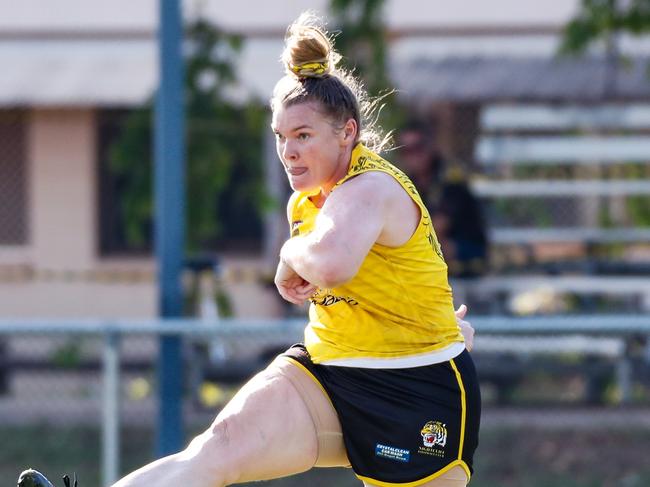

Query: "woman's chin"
<box><xmin>290</xmin><ymin>179</ymin><xmax>317</xmax><ymax>193</ymax></box>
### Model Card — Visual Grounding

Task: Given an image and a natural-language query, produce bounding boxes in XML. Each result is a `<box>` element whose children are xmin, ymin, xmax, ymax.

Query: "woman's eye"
<box><xmin>275</xmin><ymin>133</ymin><xmax>284</xmax><ymax>141</ymax></box>
<box><xmin>298</xmin><ymin>133</ymin><xmax>310</xmax><ymax>140</ymax></box>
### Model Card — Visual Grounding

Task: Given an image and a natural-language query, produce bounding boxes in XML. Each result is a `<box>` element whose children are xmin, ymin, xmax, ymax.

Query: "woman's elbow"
<box><xmin>313</xmin><ymin>261</ymin><xmax>357</xmax><ymax>289</ymax></box>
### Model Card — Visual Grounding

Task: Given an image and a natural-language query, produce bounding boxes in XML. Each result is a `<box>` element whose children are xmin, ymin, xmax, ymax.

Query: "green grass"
<box><xmin>3</xmin><ymin>424</ymin><xmax>650</xmax><ymax>487</ymax></box>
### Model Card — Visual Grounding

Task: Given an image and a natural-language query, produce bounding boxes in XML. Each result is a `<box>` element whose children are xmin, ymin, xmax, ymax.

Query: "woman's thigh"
<box><xmin>195</xmin><ymin>356</ymin><xmax>345</xmax><ymax>484</ymax></box>
<box><xmin>270</xmin><ymin>356</ymin><xmax>348</xmax><ymax>468</ymax></box>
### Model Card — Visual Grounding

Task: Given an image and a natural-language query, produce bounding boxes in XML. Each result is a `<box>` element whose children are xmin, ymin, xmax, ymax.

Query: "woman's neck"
<box><xmin>315</xmin><ymin>143</ymin><xmax>356</xmax><ymax>206</ymax></box>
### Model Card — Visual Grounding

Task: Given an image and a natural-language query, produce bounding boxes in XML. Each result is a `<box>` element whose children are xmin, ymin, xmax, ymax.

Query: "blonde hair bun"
<box><xmin>272</xmin><ymin>11</ymin><xmax>391</xmax><ymax>154</ymax></box>
<box><xmin>282</xmin><ymin>12</ymin><xmax>340</xmax><ymax>78</ymax></box>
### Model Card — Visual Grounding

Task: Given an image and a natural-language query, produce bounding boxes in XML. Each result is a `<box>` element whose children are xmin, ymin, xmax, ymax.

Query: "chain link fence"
<box><xmin>1</xmin><ymin>318</ymin><xmax>650</xmax><ymax>486</ymax></box>
<box><xmin>475</xmin><ymin>103</ymin><xmax>650</xmax><ymax>273</ymax></box>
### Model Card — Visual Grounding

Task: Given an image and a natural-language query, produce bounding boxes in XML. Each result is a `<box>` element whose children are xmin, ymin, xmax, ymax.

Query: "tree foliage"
<box><xmin>329</xmin><ymin>0</ymin><xmax>390</xmax><ymax>95</ymax></box>
<box><xmin>328</xmin><ymin>0</ymin><xmax>403</xmax><ymax>148</ymax></box>
<box><xmin>561</xmin><ymin>0</ymin><xmax>650</xmax><ymax>53</ymax></box>
<box><xmin>560</xmin><ymin>0</ymin><xmax>650</xmax><ymax>228</ymax></box>
<box><xmin>110</xmin><ymin>4</ymin><xmax>399</xmax><ymax>253</ymax></box>
<box><xmin>110</xmin><ymin>19</ymin><xmax>268</xmax><ymax>251</ymax></box>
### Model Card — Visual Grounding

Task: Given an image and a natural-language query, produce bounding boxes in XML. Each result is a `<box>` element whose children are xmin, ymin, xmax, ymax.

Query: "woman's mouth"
<box><xmin>287</xmin><ymin>167</ymin><xmax>307</xmax><ymax>176</ymax></box>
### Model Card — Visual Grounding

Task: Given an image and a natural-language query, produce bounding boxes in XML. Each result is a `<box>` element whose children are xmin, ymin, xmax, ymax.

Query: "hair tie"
<box><xmin>291</xmin><ymin>61</ymin><xmax>329</xmax><ymax>77</ymax></box>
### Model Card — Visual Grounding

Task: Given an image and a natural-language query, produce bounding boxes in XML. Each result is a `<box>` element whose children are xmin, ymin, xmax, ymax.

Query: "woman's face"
<box><xmin>272</xmin><ymin>102</ymin><xmax>354</xmax><ymax>194</ymax></box>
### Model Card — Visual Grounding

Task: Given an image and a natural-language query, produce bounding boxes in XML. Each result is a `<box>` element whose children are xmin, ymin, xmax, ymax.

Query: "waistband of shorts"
<box><xmin>318</xmin><ymin>341</ymin><xmax>465</xmax><ymax>369</ymax></box>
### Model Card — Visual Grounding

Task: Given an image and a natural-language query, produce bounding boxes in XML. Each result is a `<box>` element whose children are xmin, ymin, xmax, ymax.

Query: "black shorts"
<box><xmin>282</xmin><ymin>344</ymin><xmax>481</xmax><ymax>485</ymax></box>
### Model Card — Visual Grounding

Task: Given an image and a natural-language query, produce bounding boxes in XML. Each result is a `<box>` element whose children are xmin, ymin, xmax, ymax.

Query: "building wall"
<box><xmin>0</xmin><ymin>0</ymin><xmax>628</xmax><ymax>320</ymax></box>
<box><xmin>30</xmin><ymin>109</ymin><xmax>96</xmax><ymax>269</ymax></box>
<box><xmin>0</xmin><ymin>108</ymin><xmax>283</xmax><ymax>319</ymax></box>
<box><xmin>0</xmin><ymin>108</ymin><xmax>158</xmax><ymax>318</ymax></box>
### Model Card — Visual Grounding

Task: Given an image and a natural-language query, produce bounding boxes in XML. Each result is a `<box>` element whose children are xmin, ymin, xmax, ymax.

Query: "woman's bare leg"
<box><xmin>112</xmin><ymin>362</ymin><xmax>322</xmax><ymax>487</ymax></box>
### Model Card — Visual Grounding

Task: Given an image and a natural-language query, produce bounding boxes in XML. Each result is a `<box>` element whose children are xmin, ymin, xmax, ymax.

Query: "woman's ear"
<box><xmin>341</xmin><ymin>118</ymin><xmax>358</xmax><ymax>145</ymax></box>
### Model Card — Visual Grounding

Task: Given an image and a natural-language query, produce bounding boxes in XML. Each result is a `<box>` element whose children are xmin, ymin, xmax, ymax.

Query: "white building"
<box><xmin>2</xmin><ymin>0</ymin><xmax>649</xmax><ymax>318</ymax></box>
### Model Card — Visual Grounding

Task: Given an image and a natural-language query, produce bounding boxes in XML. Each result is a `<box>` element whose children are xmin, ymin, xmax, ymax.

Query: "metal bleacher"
<box><xmin>444</xmin><ymin>103</ymin><xmax>650</xmax><ymax>404</ymax></box>
<box><xmin>463</xmin><ymin>103</ymin><xmax>650</xmax><ymax>314</ymax></box>
<box><xmin>474</xmin><ymin>103</ymin><xmax>650</xmax><ymax>247</ymax></box>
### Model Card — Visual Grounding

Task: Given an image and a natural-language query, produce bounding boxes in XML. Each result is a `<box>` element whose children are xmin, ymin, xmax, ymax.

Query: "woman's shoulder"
<box><xmin>333</xmin><ymin>171</ymin><xmax>413</xmax><ymax>218</ymax></box>
<box><xmin>337</xmin><ymin>169</ymin><xmax>396</xmax><ymax>194</ymax></box>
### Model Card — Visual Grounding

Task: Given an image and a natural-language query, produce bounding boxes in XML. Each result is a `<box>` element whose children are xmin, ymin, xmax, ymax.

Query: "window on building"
<box><xmin>96</xmin><ymin>108</ymin><xmax>264</xmax><ymax>256</ymax></box>
<box><xmin>97</xmin><ymin>109</ymin><xmax>152</xmax><ymax>255</ymax></box>
<box><xmin>0</xmin><ymin>110</ymin><xmax>28</xmax><ymax>245</ymax></box>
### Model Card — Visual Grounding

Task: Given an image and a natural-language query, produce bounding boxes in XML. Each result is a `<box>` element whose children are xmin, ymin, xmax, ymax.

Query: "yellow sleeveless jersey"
<box><xmin>289</xmin><ymin>144</ymin><xmax>463</xmax><ymax>364</ymax></box>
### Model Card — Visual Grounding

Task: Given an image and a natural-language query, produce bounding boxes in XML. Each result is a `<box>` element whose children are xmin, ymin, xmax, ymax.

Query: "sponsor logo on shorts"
<box><xmin>418</xmin><ymin>421</ymin><xmax>447</xmax><ymax>458</ymax></box>
<box><xmin>375</xmin><ymin>443</ymin><xmax>410</xmax><ymax>463</ymax></box>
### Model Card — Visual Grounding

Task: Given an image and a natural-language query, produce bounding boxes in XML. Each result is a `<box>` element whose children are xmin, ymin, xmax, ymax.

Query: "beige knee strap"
<box><xmin>269</xmin><ymin>357</ymin><xmax>350</xmax><ymax>468</ymax></box>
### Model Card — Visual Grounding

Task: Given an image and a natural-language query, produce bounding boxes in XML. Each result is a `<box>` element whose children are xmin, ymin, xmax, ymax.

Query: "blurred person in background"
<box><xmin>398</xmin><ymin>120</ymin><xmax>488</xmax><ymax>277</ymax></box>
<box><xmin>20</xmin><ymin>12</ymin><xmax>479</xmax><ymax>487</ymax></box>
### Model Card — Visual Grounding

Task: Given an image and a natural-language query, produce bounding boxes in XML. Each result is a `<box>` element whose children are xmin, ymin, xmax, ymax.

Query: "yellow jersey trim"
<box><xmin>450</xmin><ymin>358</ymin><xmax>467</xmax><ymax>463</ymax></box>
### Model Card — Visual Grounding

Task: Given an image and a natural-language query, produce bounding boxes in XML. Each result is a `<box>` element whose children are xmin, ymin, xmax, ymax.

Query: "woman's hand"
<box><xmin>274</xmin><ymin>259</ymin><xmax>317</xmax><ymax>305</ymax></box>
<box><xmin>455</xmin><ymin>304</ymin><xmax>475</xmax><ymax>352</ymax></box>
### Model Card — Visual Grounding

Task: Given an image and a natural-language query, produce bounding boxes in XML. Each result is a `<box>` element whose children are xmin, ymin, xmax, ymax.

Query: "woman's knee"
<box><xmin>175</xmin><ymin>365</ymin><xmax>325</xmax><ymax>484</ymax></box>
<box><xmin>178</xmin><ymin>419</ymin><xmax>241</xmax><ymax>486</ymax></box>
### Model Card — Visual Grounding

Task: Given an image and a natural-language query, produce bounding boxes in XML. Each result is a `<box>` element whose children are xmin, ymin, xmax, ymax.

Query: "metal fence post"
<box><xmin>617</xmin><ymin>338</ymin><xmax>633</xmax><ymax>404</ymax></box>
<box><xmin>102</xmin><ymin>330</ymin><xmax>120</xmax><ymax>486</ymax></box>
<box><xmin>156</xmin><ymin>0</ymin><xmax>186</xmax><ymax>456</ymax></box>
<box><xmin>616</xmin><ymin>356</ymin><xmax>632</xmax><ymax>403</ymax></box>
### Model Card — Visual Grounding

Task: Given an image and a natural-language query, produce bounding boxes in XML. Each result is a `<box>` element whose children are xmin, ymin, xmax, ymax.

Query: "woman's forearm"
<box><xmin>280</xmin><ymin>236</ymin><xmax>354</xmax><ymax>289</ymax></box>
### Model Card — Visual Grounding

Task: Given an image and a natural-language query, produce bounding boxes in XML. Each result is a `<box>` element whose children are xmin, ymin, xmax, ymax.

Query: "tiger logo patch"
<box><xmin>421</xmin><ymin>421</ymin><xmax>447</xmax><ymax>448</ymax></box>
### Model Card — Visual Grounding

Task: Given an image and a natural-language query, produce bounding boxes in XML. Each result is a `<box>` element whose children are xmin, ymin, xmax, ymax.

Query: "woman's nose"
<box><xmin>283</xmin><ymin>139</ymin><xmax>297</xmax><ymax>161</ymax></box>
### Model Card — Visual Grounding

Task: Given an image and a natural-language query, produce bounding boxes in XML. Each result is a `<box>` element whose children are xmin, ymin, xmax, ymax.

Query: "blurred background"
<box><xmin>1</xmin><ymin>0</ymin><xmax>650</xmax><ymax>486</ymax></box>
